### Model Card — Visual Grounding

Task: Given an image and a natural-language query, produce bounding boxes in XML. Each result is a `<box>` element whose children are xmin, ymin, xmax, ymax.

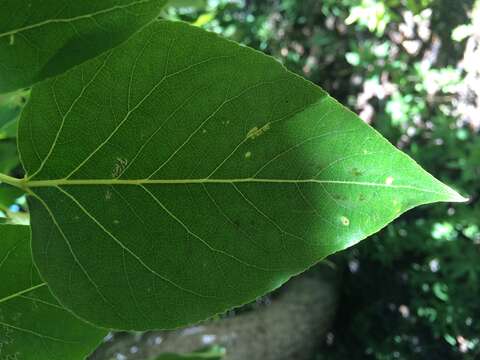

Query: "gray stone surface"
<box><xmin>89</xmin><ymin>265</ymin><xmax>339</xmax><ymax>360</ymax></box>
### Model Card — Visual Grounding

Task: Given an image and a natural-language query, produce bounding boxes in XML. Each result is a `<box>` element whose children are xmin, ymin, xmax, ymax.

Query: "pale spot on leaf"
<box><xmin>112</xmin><ymin>158</ymin><xmax>128</xmax><ymax>178</ymax></box>
<box><xmin>246</xmin><ymin>123</ymin><xmax>271</xmax><ymax>140</ymax></box>
<box><xmin>385</xmin><ymin>176</ymin><xmax>394</xmax><ymax>185</ymax></box>
<box><xmin>340</xmin><ymin>216</ymin><xmax>350</xmax><ymax>226</ymax></box>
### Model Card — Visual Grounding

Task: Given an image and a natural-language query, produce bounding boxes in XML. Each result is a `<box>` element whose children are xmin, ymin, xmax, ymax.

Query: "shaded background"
<box><xmin>1</xmin><ymin>0</ymin><xmax>479</xmax><ymax>359</ymax></box>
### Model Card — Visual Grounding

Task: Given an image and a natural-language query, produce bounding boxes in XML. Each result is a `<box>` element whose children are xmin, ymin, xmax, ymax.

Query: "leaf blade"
<box><xmin>19</xmin><ymin>20</ymin><xmax>465</xmax><ymax>331</ymax></box>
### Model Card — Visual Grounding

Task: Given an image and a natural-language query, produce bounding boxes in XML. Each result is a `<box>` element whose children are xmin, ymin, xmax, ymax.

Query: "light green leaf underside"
<box><xmin>18</xmin><ymin>20</ymin><xmax>465</xmax><ymax>331</ymax></box>
<box><xmin>0</xmin><ymin>0</ymin><xmax>168</xmax><ymax>93</ymax></box>
<box><xmin>0</xmin><ymin>225</ymin><xmax>107</xmax><ymax>360</ymax></box>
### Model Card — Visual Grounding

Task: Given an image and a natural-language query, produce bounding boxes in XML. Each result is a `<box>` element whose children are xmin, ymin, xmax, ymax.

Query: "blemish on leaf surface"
<box><xmin>246</xmin><ymin>123</ymin><xmax>271</xmax><ymax>140</ymax></box>
<box><xmin>340</xmin><ymin>216</ymin><xmax>350</xmax><ymax>226</ymax></box>
<box><xmin>112</xmin><ymin>158</ymin><xmax>128</xmax><ymax>178</ymax></box>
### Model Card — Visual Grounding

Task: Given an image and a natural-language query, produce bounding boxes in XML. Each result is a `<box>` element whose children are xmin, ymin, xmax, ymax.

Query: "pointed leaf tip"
<box><xmin>446</xmin><ymin>187</ymin><xmax>469</xmax><ymax>203</ymax></box>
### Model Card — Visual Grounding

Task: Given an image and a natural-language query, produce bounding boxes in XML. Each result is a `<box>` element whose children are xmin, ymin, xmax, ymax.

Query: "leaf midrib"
<box><xmin>21</xmin><ymin>178</ymin><xmax>458</xmax><ymax>199</ymax></box>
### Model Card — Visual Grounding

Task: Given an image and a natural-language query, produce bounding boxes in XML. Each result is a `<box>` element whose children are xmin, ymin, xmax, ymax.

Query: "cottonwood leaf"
<box><xmin>0</xmin><ymin>0</ymin><xmax>168</xmax><ymax>93</ymax></box>
<box><xmin>0</xmin><ymin>224</ymin><xmax>107</xmax><ymax>359</ymax></box>
<box><xmin>18</xmin><ymin>21</ymin><xmax>466</xmax><ymax>330</ymax></box>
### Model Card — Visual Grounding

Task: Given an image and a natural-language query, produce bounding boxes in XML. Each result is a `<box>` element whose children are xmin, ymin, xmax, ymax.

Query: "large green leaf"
<box><xmin>17</xmin><ymin>21</ymin><xmax>466</xmax><ymax>330</ymax></box>
<box><xmin>0</xmin><ymin>0</ymin><xmax>168</xmax><ymax>93</ymax></box>
<box><xmin>0</xmin><ymin>224</ymin><xmax>107</xmax><ymax>359</ymax></box>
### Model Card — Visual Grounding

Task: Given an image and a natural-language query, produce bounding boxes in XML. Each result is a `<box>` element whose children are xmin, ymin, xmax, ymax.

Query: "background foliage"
<box><xmin>0</xmin><ymin>0</ymin><xmax>478</xmax><ymax>359</ymax></box>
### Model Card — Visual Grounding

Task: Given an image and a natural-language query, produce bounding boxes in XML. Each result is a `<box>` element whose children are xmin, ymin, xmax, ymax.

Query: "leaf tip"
<box><xmin>444</xmin><ymin>186</ymin><xmax>469</xmax><ymax>203</ymax></box>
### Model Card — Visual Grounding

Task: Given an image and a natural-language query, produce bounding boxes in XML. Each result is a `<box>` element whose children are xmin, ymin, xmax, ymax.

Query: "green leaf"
<box><xmin>18</xmin><ymin>21</ymin><xmax>466</xmax><ymax>330</ymax></box>
<box><xmin>0</xmin><ymin>140</ymin><xmax>19</xmax><ymax>174</ymax></box>
<box><xmin>155</xmin><ymin>347</ymin><xmax>226</xmax><ymax>359</ymax></box>
<box><xmin>0</xmin><ymin>89</ymin><xmax>29</xmax><ymax>139</ymax></box>
<box><xmin>0</xmin><ymin>224</ymin><xmax>107</xmax><ymax>359</ymax></box>
<box><xmin>167</xmin><ymin>0</ymin><xmax>206</xmax><ymax>9</ymax></box>
<box><xmin>0</xmin><ymin>0</ymin><xmax>168</xmax><ymax>93</ymax></box>
<box><xmin>0</xmin><ymin>118</ymin><xmax>19</xmax><ymax>139</ymax></box>
<box><xmin>0</xmin><ymin>183</ymin><xmax>24</xmax><ymax>210</ymax></box>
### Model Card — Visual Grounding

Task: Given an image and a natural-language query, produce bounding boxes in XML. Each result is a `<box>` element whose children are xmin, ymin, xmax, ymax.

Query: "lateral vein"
<box><xmin>0</xmin><ymin>283</ymin><xmax>47</xmax><ymax>305</ymax></box>
<box><xmin>0</xmin><ymin>320</ymin><xmax>76</xmax><ymax>343</ymax></box>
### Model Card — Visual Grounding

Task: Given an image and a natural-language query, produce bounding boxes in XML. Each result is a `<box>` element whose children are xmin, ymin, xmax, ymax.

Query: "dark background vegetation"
<box><xmin>1</xmin><ymin>0</ymin><xmax>478</xmax><ymax>359</ymax></box>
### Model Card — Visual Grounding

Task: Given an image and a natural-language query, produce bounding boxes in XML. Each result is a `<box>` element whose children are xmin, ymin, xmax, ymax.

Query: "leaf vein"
<box><xmin>56</xmin><ymin>186</ymin><xmax>216</xmax><ymax>299</ymax></box>
<box><xmin>0</xmin><ymin>0</ymin><xmax>156</xmax><ymax>38</ymax></box>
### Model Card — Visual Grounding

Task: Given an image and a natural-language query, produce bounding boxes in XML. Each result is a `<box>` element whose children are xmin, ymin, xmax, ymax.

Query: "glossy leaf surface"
<box><xmin>18</xmin><ymin>21</ymin><xmax>466</xmax><ymax>330</ymax></box>
<box><xmin>0</xmin><ymin>0</ymin><xmax>167</xmax><ymax>93</ymax></box>
<box><xmin>0</xmin><ymin>225</ymin><xmax>107</xmax><ymax>359</ymax></box>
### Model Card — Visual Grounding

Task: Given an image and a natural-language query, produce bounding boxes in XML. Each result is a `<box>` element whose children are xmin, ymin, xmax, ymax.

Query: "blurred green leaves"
<box><xmin>0</xmin><ymin>90</ymin><xmax>28</xmax><ymax>139</ymax></box>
